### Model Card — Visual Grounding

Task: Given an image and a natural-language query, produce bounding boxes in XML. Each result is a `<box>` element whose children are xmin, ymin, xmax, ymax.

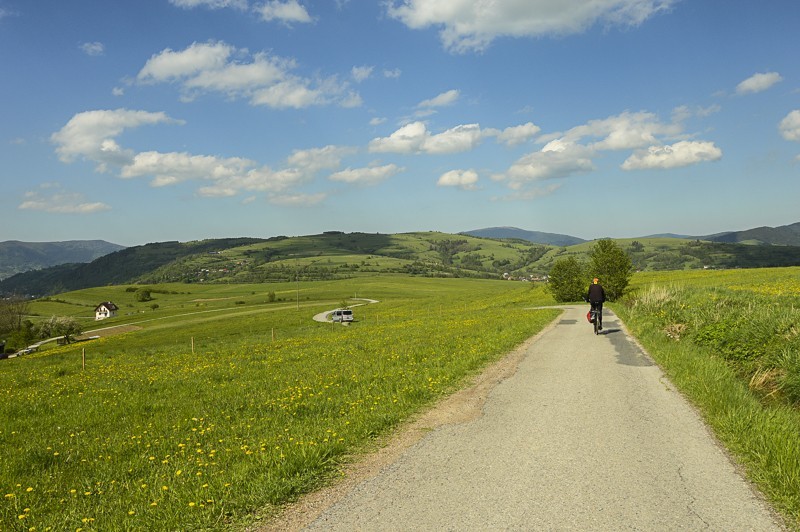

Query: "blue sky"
<box><xmin>1</xmin><ymin>0</ymin><xmax>798</xmax><ymax>247</ymax></box>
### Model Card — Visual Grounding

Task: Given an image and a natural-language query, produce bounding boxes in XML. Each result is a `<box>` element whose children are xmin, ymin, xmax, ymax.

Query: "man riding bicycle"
<box><xmin>587</xmin><ymin>277</ymin><xmax>606</xmax><ymax>330</ymax></box>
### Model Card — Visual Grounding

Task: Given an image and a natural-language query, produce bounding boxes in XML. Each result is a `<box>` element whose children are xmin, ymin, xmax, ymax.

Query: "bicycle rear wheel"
<box><xmin>593</xmin><ymin>313</ymin><xmax>599</xmax><ymax>334</ymax></box>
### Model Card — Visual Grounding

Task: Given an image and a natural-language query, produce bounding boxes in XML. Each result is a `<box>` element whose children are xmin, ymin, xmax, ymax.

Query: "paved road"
<box><xmin>302</xmin><ymin>305</ymin><xmax>784</xmax><ymax>530</ymax></box>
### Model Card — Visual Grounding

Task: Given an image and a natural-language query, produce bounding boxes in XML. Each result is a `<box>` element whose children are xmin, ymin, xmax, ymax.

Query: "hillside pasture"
<box><xmin>1</xmin><ymin>277</ymin><xmax>558</xmax><ymax>530</ymax></box>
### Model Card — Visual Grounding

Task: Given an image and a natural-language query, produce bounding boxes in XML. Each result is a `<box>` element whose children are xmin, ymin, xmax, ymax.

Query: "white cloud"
<box><xmin>384</xmin><ymin>68</ymin><xmax>402</xmax><ymax>79</ymax></box>
<box><xmin>254</xmin><ymin>1</ymin><xmax>312</xmax><ymax>24</ymax></box>
<box><xmin>19</xmin><ymin>184</ymin><xmax>111</xmax><ymax>214</ymax></box>
<box><xmin>779</xmin><ymin>110</ymin><xmax>800</xmax><ymax>142</ymax></box>
<box><xmin>423</xmin><ymin>123</ymin><xmax>483</xmax><ymax>153</ymax></box>
<box><xmin>368</xmin><ymin>121</ymin><xmax>483</xmax><ymax>154</ymax></box>
<box><xmin>559</xmin><ymin>110</ymin><xmax>680</xmax><ymax>151</ymax></box>
<box><xmin>387</xmin><ymin>0</ymin><xmax>677</xmax><ymax>53</ymax></box>
<box><xmin>137</xmin><ymin>41</ymin><xmax>235</xmax><ymax>84</ymax></box>
<box><xmin>112</xmin><ymin>87</ymin><xmax>125</xmax><ymax>97</ymax></box>
<box><xmin>287</xmin><ymin>145</ymin><xmax>355</xmax><ymax>173</ymax></box>
<box><xmin>137</xmin><ymin>41</ymin><xmax>358</xmax><ymax>109</ymax></box>
<box><xmin>490</xmin><ymin>122</ymin><xmax>541</xmax><ymax>146</ymax></box>
<box><xmin>352</xmin><ymin>65</ymin><xmax>374</xmax><ymax>82</ymax></box>
<box><xmin>437</xmin><ymin>169</ymin><xmax>478</xmax><ymax>190</ymax></box>
<box><xmin>51</xmin><ymin>109</ymin><xmax>182</xmax><ymax>169</ymax></box>
<box><xmin>498</xmin><ymin>140</ymin><xmax>595</xmax><ymax>186</ymax></box>
<box><xmin>736</xmin><ymin>71</ymin><xmax>783</xmax><ymax>95</ymax></box>
<box><xmin>80</xmin><ymin>42</ymin><xmax>105</xmax><ymax>56</ymax></box>
<box><xmin>369</xmin><ymin>117</ymin><xmax>387</xmax><ymax>126</ymax></box>
<box><xmin>169</xmin><ymin>0</ymin><xmax>247</xmax><ymax>9</ymax></box>
<box><xmin>329</xmin><ymin>163</ymin><xmax>404</xmax><ymax>185</ymax></box>
<box><xmin>368</xmin><ymin>121</ymin><xmax>428</xmax><ymax>153</ymax></box>
<box><xmin>621</xmin><ymin>140</ymin><xmax>722</xmax><ymax>170</ymax></box>
<box><xmin>418</xmin><ymin>89</ymin><xmax>460</xmax><ymax>108</ymax></box>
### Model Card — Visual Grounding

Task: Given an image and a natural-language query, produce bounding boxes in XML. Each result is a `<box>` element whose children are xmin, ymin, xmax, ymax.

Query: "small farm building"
<box><xmin>95</xmin><ymin>302</ymin><xmax>119</xmax><ymax>320</ymax></box>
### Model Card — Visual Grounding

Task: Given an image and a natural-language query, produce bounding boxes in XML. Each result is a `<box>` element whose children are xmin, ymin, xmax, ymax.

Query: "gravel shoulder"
<box><xmin>258</xmin><ymin>305</ymin><xmax>786</xmax><ymax>531</ymax></box>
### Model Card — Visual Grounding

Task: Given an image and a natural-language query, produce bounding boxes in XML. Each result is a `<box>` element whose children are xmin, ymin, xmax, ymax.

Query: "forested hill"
<box><xmin>3</xmin><ymin>231</ymin><xmax>800</xmax><ymax>297</ymax></box>
<box><xmin>0</xmin><ymin>240</ymin><xmax>124</xmax><ymax>280</ymax></box>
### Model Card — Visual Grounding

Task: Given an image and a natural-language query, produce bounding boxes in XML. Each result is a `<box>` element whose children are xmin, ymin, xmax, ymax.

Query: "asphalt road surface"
<box><xmin>295</xmin><ymin>305</ymin><xmax>784</xmax><ymax>531</ymax></box>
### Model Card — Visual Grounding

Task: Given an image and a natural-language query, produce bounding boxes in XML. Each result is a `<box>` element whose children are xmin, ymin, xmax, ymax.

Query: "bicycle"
<box><xmin>584</xmin><ymin>298</ymin><xmax>602</xmax><ymax>335</ymax></box>
<box><xmin>589</xmin><ymin>303</ymin><xmax>602</xmax><ymax>335</ymax></box>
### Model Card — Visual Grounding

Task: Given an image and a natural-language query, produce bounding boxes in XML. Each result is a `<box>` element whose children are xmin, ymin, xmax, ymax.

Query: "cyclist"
<box><xmin>587</xmin><ymin>277</ymin><xmax>606</xmax><ymax>330</ymax></box>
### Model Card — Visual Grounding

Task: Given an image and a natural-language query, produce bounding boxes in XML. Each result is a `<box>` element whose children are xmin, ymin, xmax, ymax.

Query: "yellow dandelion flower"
<box><xmin>188</xmin><ymin>501</ymin><xmax>196</xmax><ymax>507</ymax></box>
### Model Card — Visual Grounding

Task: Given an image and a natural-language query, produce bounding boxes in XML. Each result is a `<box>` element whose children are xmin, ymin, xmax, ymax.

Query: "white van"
<box><xmin>330</xmin><ymin>309</ymin><xmax>353</xmax><ymax>322</ymax></box>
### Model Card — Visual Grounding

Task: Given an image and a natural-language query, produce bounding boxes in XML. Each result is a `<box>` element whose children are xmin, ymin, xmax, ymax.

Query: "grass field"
<box><xmin>1</xmin><ymin>277</ymin><xmax>558</xmax><ymax>530</ymax></box>
<box><xmin>616</xmin><ymin>266</ymin><xmax>800</xmax><ymax>528</ymax></box>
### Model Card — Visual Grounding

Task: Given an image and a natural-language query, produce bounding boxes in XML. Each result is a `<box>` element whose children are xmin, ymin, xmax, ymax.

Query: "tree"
<box><xmin>588</xmin><ymin>239</ymin><xmax>632</xmax><ymax>301</ymax></box>
<box><xmin>38</xmin><ymin>316</ymin><xmax>83</xmax><ymax>344</ymax></box>
<box><xmin>0</xmin><ymin>295</ymin><xmax>30</xmax><ymax>335</ymax></box>
<box><xmin>547</xmin><ymin>256</ymin><xmax>586</xmax><ymax>302</ymax></box>
<box><xmin>136</xmin><ymin>289</ymin><xmax>152</xmax><ymax>302</ymax></box>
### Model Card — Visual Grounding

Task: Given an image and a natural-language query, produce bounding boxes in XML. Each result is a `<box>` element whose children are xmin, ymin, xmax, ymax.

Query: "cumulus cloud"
<box><xmin>418</xmin><ymin>89</ymin><xmax>460</xmax><ymax>108</ymax></box>
<box><xmin>329</xmin><ymin>163</ymin><xmax>404</xmax><ymax>185</ymax></box>
<box><xmin>486</xmin><ymin>122</ymin><xmax>541</xmax><ymax>146</ymax></box>
<box><xmin>287</xmin><ymin>145</ymin><xmax>356</xmax><ymax>173</ymax></box>
<box><xmin>352</xmin><ymin>65</ymin><xmax>374</xmax><ymax>82</ymax></box>
<box><xmin>387</xmin><ymin>0</ymin><xmax>677</xmax><ymax>52</ymax></box>
<box><xmin>437</xmin><ymin>169</ymin><xmax>478</xmax><ymax>190</ymax></box>
<box><xmin>51</xmin><ymin>109</ymin><xmax>182</xmax><ymax>170</ymax></box>
<box><xmin>19</xmin><ymin>184</ymin><xmax>111</xmax><ymax>214</ymax></box>
<box><xmin>136</xmin><ymin>40</ymin><xmax>358</xmax><ymax>109</ymax></box>
<box><xmin>779</xmin><ymin>110</ymin><xmax>800</xmax><ymax>142</ymax></box>
<box><xmin>497</xmin><ymin>140</ymin><xmax>595</xmax><ymax>187</ymax></box>
<box><xmin>50</xmin><ymin>109</ymin><xmax>357</xmax><ymax>203</ymax></box>
<box><xmin>80</xmin><ymin>42</ymin><xmax>105</xmax><ymax>56</ymax></box>
<box><xmin>736</xmin><ymin>71</ymin><xmax>783</xmax><ymax>95</ymax></box>
<box><xmin>368</xmin><ymin>121</ymin><xmax>483</xmax><ymax>154</ymax></box>
<box><xmin>621</xmin><ymin>140</ymin><xmax>722</xmax><ymax>170</ymax></box>
<box><xmin>254</xmin><ymin>1</ymin><xmax>312</xmax><ymax>24</ymax></box>
<box><xmin>556</xmin><ymin>110</ymin><xmax>680</xmax><ymax>151</ymax></box>
<box><xmin>384</xmin><ymin>68</ymin><xmax>402</xmax><ymax>79</ymax></box>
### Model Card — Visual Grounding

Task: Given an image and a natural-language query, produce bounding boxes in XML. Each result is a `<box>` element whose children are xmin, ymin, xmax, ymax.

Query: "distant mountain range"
<box><xmin>466</xmin><ymin>222</ymin><xmax>800</xmax><ymax>247</ymax></box>
<box><xmin>462</xmin><ymin>227</ymin><xmax>586</xmax><ymax>246</ymax></box>
<box><xmin>0</xmin><ymin>240</ymin><xmax>125</xmax><ymax>280</ymax></box>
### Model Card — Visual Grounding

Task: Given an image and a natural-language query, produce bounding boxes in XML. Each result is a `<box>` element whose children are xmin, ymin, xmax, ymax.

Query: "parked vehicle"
<box><xmin>330</xmin><ymin>309</ymin><xmax>353</xmax><ymax>322</ymax></box>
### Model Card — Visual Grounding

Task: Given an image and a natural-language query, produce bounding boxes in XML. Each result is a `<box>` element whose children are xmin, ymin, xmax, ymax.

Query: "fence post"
<box><xmin>82</xmin><ymin>348</ymin><xmax>86</xmax><ymax>370</ymax></box>
<box><xmin>191</xmin><ymin>337</ymin><xmax>195</xmax><ymax>354</ymax></box>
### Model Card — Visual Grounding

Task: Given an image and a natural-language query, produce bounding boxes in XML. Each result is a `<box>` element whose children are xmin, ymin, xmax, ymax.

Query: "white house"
<box><xmin>95</xmin><ymin>302</ymin><xmax>119</xmax><ymax>320</ymax></box>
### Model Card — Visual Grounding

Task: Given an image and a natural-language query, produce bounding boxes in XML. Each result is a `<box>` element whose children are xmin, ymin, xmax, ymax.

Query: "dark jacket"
<box><xmin>588</xmin><ymin>284</ymin><xmax>606</xmax><ymax>303</ymax></box>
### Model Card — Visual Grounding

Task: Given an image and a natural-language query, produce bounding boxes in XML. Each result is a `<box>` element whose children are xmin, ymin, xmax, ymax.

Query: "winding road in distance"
<box><xmin>265</xmin><ymin>305</ymin><xmax>785</xmax><ymax>531</ymax></box>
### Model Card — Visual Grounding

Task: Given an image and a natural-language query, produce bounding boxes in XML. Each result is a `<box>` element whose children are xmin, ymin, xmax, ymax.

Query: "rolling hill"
<box><xmin>3</xmin><ymin>230</ymin><xmax>800</xmax><ymax>297</ymax></box>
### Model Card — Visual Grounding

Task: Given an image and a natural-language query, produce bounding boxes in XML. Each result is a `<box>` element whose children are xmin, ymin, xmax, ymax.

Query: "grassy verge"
<box><xmin>1</xmin><ymin>277</ymin><xmax>557</xmax><ymax>530</ymax></box>
<box><xmin>616</xmin><ymin>267</ymin><xmax>800</xmax><ymax>528</ymax></box>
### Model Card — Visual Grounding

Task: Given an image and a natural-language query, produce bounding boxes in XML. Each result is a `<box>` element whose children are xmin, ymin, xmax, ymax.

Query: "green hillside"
<box><xmin>0</xmin><ymin>240</ymin><xmax>125</xmax><ymax>280</ymax></box>
<box><xmin>3</xmin><ymin>232</ymin><xmax>800</xmax><ymax>296</ymax></box>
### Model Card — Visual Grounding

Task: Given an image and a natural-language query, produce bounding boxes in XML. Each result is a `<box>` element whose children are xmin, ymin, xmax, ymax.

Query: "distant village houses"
<box><xmin>95</xmin><ymin>302</ymin><xmax>118</xmax><ymax>320</ymax></box>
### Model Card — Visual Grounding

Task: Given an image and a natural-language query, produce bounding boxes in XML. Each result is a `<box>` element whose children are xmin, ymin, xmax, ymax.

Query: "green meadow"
<box><xmin>616</xmin><ymin>266</ymin><xmax>800</xmax><ymax>528</ymax></box>
<box><xmin>4</xmin><ymin>267</ymin><xmax>800</xmax><ymax>529</ymax></box>
<box><xmin>1</xmin><ymin>277</ymin><xmax>558</xmax><ymax>530</ymax></box>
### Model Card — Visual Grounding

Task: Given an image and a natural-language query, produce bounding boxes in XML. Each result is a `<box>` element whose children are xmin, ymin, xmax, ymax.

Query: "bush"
<box><xmin>547</xmin><ymin>257</ymin><xmax>586</xmax><ymax>302</ymax></box>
